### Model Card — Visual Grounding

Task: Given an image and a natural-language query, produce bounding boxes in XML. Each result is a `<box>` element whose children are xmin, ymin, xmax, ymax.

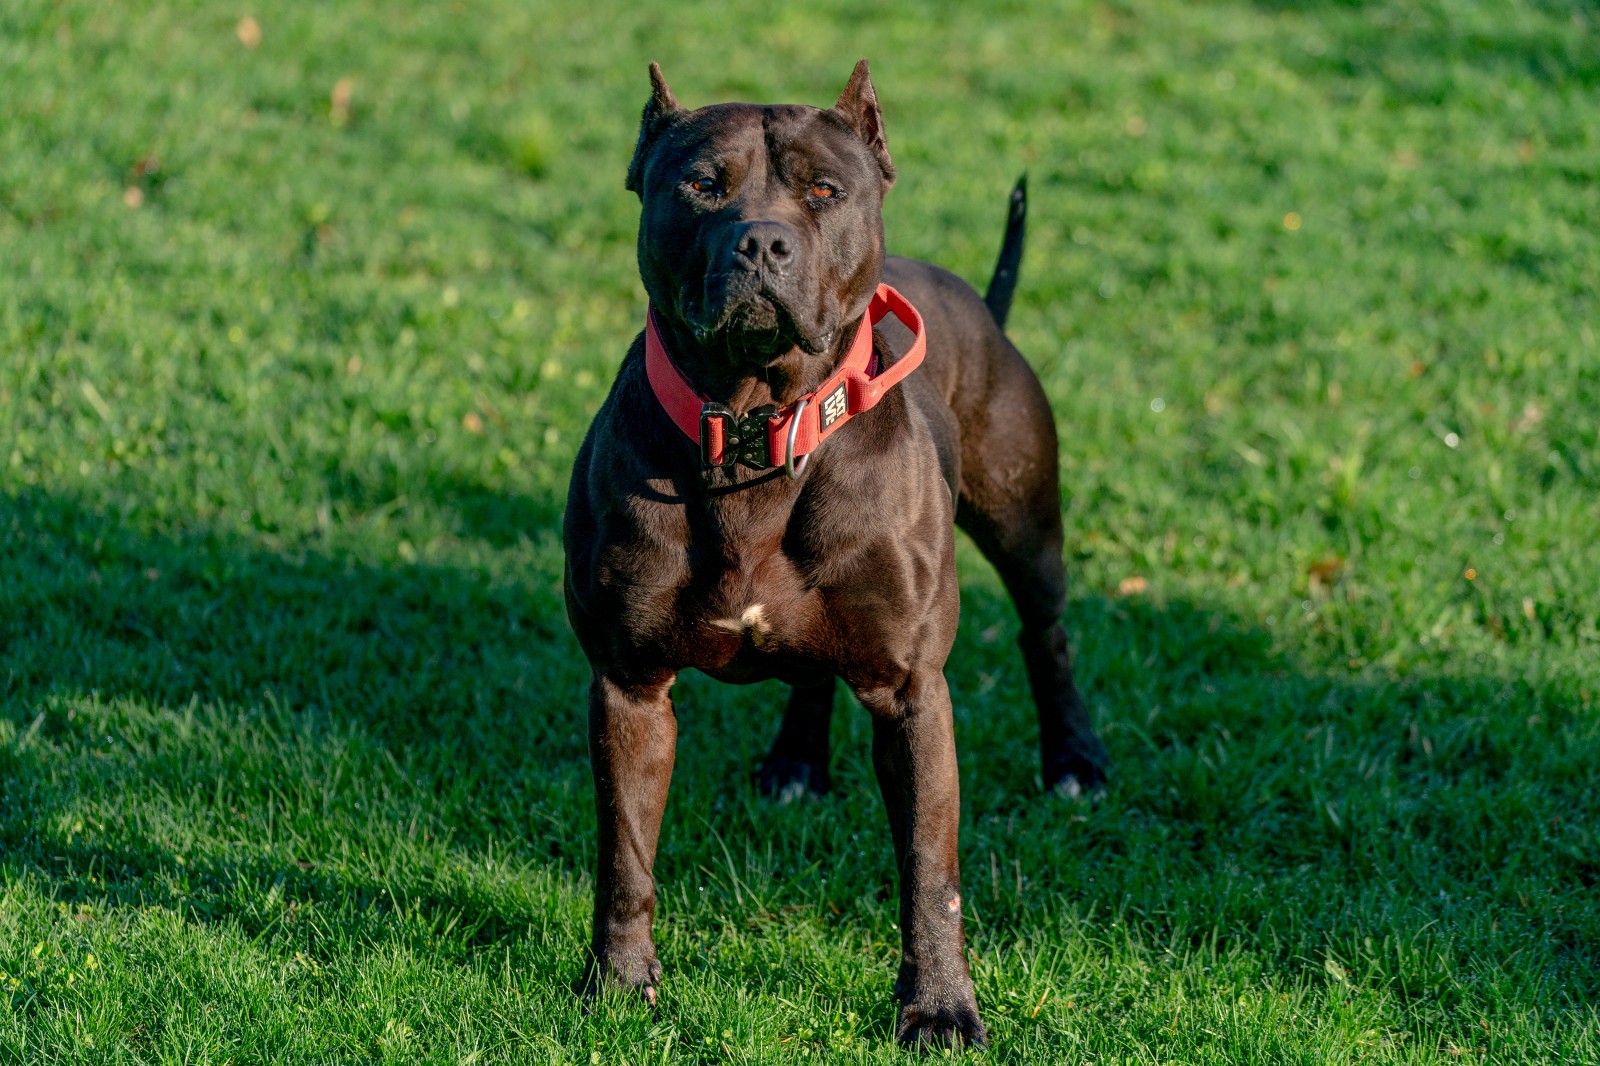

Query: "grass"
<box><xmin>2</xmin><ymin>0</ymin><xmax>1598</xmax><ymax>1061</ymax></box>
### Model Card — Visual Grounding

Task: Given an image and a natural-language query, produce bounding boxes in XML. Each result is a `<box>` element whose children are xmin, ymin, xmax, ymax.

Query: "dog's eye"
<box><xmin>809</xmin><ymin>181</ymin><xmax>840</xmax><ymax>200</ymax></box>
<box><xmin>688</xmin><ymin>176</ymin><xmax>721</xmax><ymax>195</ymax></box>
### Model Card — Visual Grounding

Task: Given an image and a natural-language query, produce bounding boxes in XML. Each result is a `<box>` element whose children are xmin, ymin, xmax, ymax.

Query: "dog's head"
<box><xmin>626</xmin><ymin>60</ymin><xmax>895</xmax><ymax>367</ymax></box>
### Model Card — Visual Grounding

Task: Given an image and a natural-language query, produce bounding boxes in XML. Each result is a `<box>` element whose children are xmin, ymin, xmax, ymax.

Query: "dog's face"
<box><xmin>627</xmin><ymin>61</ymin><xmax>896</xmax><ymax>365</ymax></box>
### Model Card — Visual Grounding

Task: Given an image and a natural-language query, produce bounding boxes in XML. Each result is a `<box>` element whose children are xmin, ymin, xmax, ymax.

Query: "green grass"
<box><xmin>3</xmin><ymin>0</ymin><xmax>1598</xmax><ymax>1061</ymax></box>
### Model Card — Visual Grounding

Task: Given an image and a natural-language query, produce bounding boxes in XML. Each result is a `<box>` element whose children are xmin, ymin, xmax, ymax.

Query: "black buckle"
<box><xmin>699</xmin><ymin>403</ymin><xmax>776</xmax><ymax>474</ymax></box>
<box><xmin>737</xmin><ymin>405</ymin><xmax>776</xmax><ymax>468</ymax></box>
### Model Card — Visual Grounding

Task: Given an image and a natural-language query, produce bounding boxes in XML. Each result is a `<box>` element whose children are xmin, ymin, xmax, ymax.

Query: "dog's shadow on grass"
<box><xmin>2</xmin><ymin>486</ymin><xmax>1596</xmax><ymax>1015</ymax></box>
<box><xmin>1</xmin><ymin>485</ymin><xmax>595</xmax><ymax>955</ymax></box>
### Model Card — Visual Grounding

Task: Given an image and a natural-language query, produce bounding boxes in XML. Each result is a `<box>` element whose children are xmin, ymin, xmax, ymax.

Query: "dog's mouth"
<box><xmin>687</xmin><ymin>274</ymin><xmax>833</xmax><ymax>358</ymax></box>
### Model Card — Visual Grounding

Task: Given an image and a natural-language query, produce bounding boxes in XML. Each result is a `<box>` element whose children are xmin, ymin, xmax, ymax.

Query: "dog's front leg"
<box><xmin>583</xmin><ymin>671</ymin><xmax>676</xmax><ymax>1002</ymax></box>
<box><xmin>859</xmin><ymin>669</ymin><xmax>987</xmax><ymax>1050</ymax></box>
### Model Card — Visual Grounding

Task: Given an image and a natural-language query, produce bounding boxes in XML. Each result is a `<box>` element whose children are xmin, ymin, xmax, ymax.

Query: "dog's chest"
<box><xmin>612</xmin><ymin>513</ymin><xmax>879</xmax><ymax>681</ymax></box>
<box><xmin>671</xmin><ymin>542</ymin><xmax>823</xmax><ymax>678</ymax></box>
<box><xmin>593</xmin><ymin>469</ymin><xmax>942</xmax><ymax>684</ymax></box>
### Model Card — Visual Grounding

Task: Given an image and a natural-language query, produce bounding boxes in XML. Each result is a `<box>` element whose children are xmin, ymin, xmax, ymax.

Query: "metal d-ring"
<box><xmin>785</xmin><ymin>397</ymin><xmax>810</xmax><ymax>480</ymax></box>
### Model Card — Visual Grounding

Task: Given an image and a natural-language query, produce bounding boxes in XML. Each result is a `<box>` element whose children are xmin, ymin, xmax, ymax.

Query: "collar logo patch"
<box><xmin>820</xmin><ymin>384</ymin><xmax>849</xmax><ymax>430</ymax></box>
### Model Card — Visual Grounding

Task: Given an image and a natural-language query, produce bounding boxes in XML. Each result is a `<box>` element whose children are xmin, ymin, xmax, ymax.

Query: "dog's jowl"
<box><xmin>563</xmin><ymin>59</ymin><xmax>1108</xmax><ymax>1049</ymax></box>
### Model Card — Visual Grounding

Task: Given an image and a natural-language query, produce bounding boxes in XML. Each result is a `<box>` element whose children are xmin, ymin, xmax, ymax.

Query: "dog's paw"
<box><xmin>1048</xmin><ymin>772</ymin><xmax>1108</xmax><ymax>804</ymax></box>
<box><xmin>580</xmin><ymin>948</ymin><xmax>662</xmax><ymax>1007</ymax></box>
<box><xmin>1044</xmin><ymin>754</ymin><xmax>1107</xmax><ymax>802</ymax></box>
<box><xmin>894</xmin><ymin>999</ymin><xmax>988</xmax><ymax>1051</ymax></box>
<box><xmin>755</xmin><ymin>756</ymin><xmax>828</xmax><ymax>802</ymax></box>
<box><xmin>893</xmin><ymin>966</ymin><xmax>986</xmax><ymax>1052</ymax></box>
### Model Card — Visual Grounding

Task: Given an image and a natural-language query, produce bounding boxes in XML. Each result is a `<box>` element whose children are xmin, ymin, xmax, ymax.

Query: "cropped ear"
<box><xmin>625</xmin><ymin>62</ymin><xmax>681</xmax><ymax>197</ymax></box>
<box><xmin>831</xmin><ymin>58</ymin><xmax>895</xmax><ymax>191</ymax></box>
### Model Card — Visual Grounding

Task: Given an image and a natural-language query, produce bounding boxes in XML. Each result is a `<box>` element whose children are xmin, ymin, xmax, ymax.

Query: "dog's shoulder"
<box><xmin>564</xmin><ymin>334</ymin><xmax>692</xmax><ymax>574</ymax></box>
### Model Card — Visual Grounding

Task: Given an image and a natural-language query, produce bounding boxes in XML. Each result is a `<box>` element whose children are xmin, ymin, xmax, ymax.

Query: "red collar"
<box><xmin>644</xmin><ymin>283</ymin><xmax>926</xmax><ymax>477</ymax></box>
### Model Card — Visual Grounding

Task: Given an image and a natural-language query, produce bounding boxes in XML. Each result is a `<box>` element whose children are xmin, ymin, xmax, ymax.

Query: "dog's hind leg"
<box><xmin>955</xmin><ymin>343</ymin><xmax>1109</xmax><ymax>796</ymax></box>
<box><xmin>756</xmin><ymin>677</ymin><xmax>835</xmax><ymax>800</ymax></box>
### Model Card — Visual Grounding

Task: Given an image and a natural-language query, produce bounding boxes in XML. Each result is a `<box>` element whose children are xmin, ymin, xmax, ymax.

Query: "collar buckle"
<box><xmin>737</xmin><ymin>405</ymin><xmax>778</xmax><ymax>469</ymax></box>
<box><xmin>700</xmin><ymin>403</ymin><xmax>778</xmax><ymax>474</ymax></box>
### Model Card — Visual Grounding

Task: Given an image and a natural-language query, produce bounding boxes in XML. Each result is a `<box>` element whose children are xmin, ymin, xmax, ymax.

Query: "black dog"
<box><xmin>563</xmin><ymin>60</ymin><xmax>1108</xmax><ymax>1048</ymax></box>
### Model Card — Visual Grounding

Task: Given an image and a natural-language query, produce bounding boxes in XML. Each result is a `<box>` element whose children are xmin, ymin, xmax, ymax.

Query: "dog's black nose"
<box><xmin>732</xmin><ymin>220</ymin><xmax>797</xmax><ymax>272</ymax></box>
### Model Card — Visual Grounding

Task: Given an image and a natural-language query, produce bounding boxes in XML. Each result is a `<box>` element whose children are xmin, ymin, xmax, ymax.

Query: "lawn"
<box><xmin>2</xmin><ymin>0</ymin><xmax>1598</xmax><ymax>1061</ymax></box>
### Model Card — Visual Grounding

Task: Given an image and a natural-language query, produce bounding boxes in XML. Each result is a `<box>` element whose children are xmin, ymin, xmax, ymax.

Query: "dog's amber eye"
<box><xmin>809</xmin><ymin>181</ymin><xmax>838</xmax><ymax>199</ymax></box>
<box><xmin>689</xmin><ymin>177</ymin><xmax>720</xmax><ymax>195</ymax></box>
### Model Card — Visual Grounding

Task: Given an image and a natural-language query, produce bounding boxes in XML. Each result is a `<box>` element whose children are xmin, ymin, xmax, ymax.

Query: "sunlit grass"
<box><xmin>2</xmin><ymin>0</ymin><xmax>1597</xmax><ymax>1061</ymax></box>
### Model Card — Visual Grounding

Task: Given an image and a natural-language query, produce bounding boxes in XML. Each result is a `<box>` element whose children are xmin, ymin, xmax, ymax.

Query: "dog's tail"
<box><xmin>983</xmin><ymin>175</ymin><xmax>1027</xmax><ymax>330</ymax></box>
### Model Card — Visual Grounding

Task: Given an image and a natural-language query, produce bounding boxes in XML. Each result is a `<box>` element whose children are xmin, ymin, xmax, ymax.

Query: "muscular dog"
<box><xmin>563</xmin><ymin>60</ymin><xmax>1108</xmax><ymax>1048</ymax></box>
